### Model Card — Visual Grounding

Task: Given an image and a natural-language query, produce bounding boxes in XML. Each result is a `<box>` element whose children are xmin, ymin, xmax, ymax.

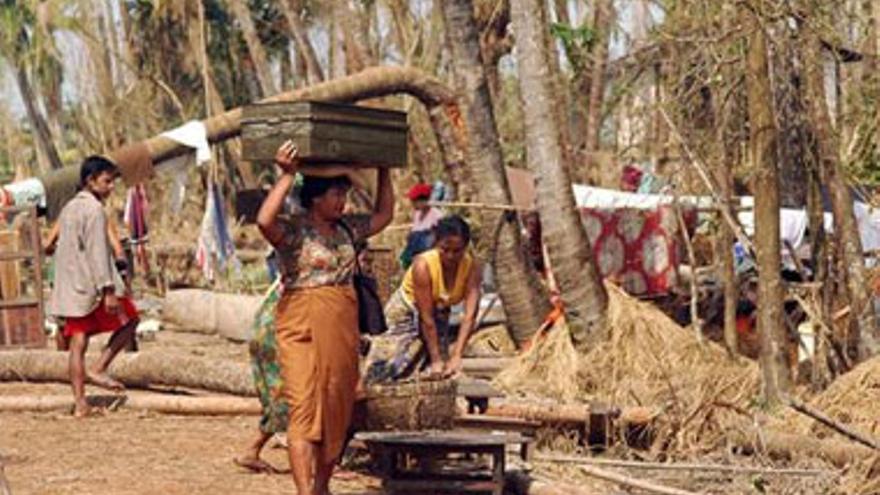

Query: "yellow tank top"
<box><xmin>401</xmin><ymin>249</ymin><xmax>474</xmax><ymax>309</ymax></box>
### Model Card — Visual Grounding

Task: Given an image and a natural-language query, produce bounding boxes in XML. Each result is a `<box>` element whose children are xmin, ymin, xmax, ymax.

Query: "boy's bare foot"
<box><xmin>72</xmin><ymin>404</ymin><xmax>102</xmax><ymax>418</ymax></box>
<box><xmin>86</xmin><ymin>371</ymin><xmax>125</xmax><ymax>391</ymax></box>
<box><xmin>233</xmin><ymin>456</ymin><xmax>279</xmax><ymax>474</ymax></box>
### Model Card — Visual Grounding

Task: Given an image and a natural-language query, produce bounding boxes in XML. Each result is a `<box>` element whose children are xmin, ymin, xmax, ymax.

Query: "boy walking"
<box><xmin>48</xmin><ymin>156</ymin><xmax>139</xmax><ymax>417</ymax></box>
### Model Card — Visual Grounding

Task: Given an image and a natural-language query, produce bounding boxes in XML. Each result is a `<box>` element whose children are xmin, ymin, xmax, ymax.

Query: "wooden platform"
<box><xmin>357</xmin><ymin>430</ymin><xmax>530</xmax><ymax>495</ymax></box>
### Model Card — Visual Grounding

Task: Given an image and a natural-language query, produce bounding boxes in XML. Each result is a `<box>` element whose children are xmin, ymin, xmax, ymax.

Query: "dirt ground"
<box><xmin>0</xmin><ymin>329</ymin><xmax>382</xmax><ymax>495</ymax></box>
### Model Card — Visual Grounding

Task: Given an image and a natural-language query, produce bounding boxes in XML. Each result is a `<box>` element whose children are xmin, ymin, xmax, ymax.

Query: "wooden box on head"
<box><xmin>241</xmin><ymin>101</ymin><xmax>408</xmax><ymax>167</ymax></box>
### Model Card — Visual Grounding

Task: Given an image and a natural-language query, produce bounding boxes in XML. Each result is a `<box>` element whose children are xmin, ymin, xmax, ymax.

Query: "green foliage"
<box><xmin>549</xmin><ymin>21</ymin><xmax>595</xmax><ymax>73</ymax></box>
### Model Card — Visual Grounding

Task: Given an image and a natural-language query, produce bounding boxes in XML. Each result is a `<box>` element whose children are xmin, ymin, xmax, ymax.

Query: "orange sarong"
<box><xmin>275</xmin><ymin>285</ymin><xmax>360</xmax><ymax>463</ymax></box>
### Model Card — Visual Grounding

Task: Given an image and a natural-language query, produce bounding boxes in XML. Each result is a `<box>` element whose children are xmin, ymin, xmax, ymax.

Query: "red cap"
<box><xmin>407</xmin><ymin>183</ymin><xmax>433</xmax><ymax>200</ymax></box>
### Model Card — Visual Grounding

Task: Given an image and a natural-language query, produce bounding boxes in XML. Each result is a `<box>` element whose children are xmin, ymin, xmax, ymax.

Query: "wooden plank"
<box><xmin>0</xmin><ymin>298</ymin><xmax>39</xmax><ymax>309</ymax></box>
<box><xmin>0</xmin><ymin>251</ymin><xmax>35</xmax><ymax>262</ymax></box>
<box><xmin>356</xmin><ymin>431</ymin><xmax>527</xmax><ymax>447</ymax></box>
<box><xmin>454</xmin><ymin>414</ymin><xmax>541</xmax><ymax>430</ymax></box>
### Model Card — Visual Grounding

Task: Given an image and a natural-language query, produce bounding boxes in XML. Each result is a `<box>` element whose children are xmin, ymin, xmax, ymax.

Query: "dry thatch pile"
<box><xmin>494</xmin><ymin>284</ymin><xmax>761</xmax><ymax>457</ymax></box>
<box><xmin>785</xmin><ymin>355</ymin><xmax>880</xmax><ymax>440</ymax></box>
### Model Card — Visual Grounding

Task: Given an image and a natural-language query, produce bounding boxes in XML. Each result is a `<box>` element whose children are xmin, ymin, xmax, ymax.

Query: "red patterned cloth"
<box><xmin>580</xmin><ymin>205</ymin><xmax>694</xmax><ymax>296</ymax></box>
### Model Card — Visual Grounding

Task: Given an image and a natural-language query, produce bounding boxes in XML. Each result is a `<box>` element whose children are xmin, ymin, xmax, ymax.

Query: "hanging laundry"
<box><xmin>124</xmin><ymin>184</ymin><xmax>150</xmax><ymax>273</ymax></box>
<box><xmin>195</xmin><ymin>180</ymin><xmax>238</xmax><ymax>281</ymax></box>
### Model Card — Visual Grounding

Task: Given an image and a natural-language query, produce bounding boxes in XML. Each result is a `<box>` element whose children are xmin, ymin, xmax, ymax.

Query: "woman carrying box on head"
<box><xmin>257</xmin><ymin>140</ymin><xmax>394</xmax><ymax>495</ymax></box>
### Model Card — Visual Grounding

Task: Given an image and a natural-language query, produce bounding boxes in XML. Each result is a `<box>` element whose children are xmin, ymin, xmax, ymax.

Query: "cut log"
<box><xmin>730</xmin><ymin>427</ymin><xmax>875</xmax><ymax>469</ymax></box>
<box><xmin>0</xmin><ymin>350</ymin><xmax>257</xmax><ymax>396</ymax></box>
<box><xmin>161</xmin><ymin>289</ymin><xmax>262</xmax><ymax>342</ymax></box>
<box><xmin>0</xmin><ymin>394</ymin><xmax>261</xmax><ymax>415</ymax></box>
<box><xmin>484</xmin><ymin>403</ymin><xmax>590</xmax><ymax>425</ymax></box>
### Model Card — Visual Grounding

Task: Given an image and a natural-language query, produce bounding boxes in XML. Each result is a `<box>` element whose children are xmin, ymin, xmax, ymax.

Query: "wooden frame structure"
<box><xmin>0</xmin><ymin>205</ymin><xmax>45</xmax><ymax>349</ymax></box>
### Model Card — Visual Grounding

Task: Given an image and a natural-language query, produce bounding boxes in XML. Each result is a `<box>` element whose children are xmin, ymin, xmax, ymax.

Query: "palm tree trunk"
<box><xmin>510</xmin><ymin>0</ymin><xmax>608</xmax><ymax>350</ymax></box>
<box><xmin>746</xmin><ymin>20</ymin><xmax>790</xmax><ymax>405</ymax></box>
<box><xmin>441</xmin><ymin>0</ymin><xmax>552</xmax><ymax>344</ymax></box>
<box><xmin>227</xmin><ymin>0</ymin><xmax>277</xmax><ymax>97</ymax></box>
<box><xmin>13</xmin><ymin>65</ymin><xmax>63</xmax><ymax>172</ymax></box>
<box><xmin>279</xmin><ymin>0</ymin><xmax>325</xmax><ymax>85</ymax></box>
<box><xmin>802</xmin><ymin>27</ymin><xmax>879</xmax><ymax>359</ymax></box>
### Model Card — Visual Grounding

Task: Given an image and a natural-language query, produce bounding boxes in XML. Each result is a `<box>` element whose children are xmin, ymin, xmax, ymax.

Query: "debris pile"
<box><xmin>495</xmin><ymin>284</ymin><xmax>761</xmax><ymax>456</ymax></box>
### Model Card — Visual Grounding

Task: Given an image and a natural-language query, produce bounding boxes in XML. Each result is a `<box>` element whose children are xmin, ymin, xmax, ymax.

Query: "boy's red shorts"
<box><xmin>63</xmin><ymin>297</ymin><xmax>139</xmax><ymax>337</ymax></box>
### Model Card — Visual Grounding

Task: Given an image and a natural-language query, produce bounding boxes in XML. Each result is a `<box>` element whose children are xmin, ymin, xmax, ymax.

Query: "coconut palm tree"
<box><xmin>442</xmin><ymin>0</ymin><xmax>552</xmax><ymax>343</ymax></box>
<box><xmin>510</xmin><ymin>0</ymin><xmax>609</xmax><ymax>351</ymax></box>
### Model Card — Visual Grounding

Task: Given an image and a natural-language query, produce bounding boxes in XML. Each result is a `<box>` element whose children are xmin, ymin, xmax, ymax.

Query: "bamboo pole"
<box><xmin>533</xmin><ymin>453</ymin><xmax>831</xmax><ymax>477</ymax></box>
<box><xmin>785</xmin><ymin>397</ymin><xmax>880</xmax><ymax>451</ymax></box>
<box><xmin>658</xmin><ymin>107</ymin><xmax>754</xmax><ymax>255</ymax></box>
<box><xmin>428</xmin><ymin>200</ymin><xmax>530</xmax><ymax>211</ymax></box>
<box><xmin>574</xmin><ymin>465</ymin><xmax>702</xmax><ymax>495</ymax></box>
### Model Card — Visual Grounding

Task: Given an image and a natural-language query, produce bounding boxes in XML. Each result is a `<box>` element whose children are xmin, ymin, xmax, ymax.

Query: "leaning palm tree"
<box><xmin>510</xmin><ymin>0</ymin><xmax>609</xmax><ymax>351</ymax></box>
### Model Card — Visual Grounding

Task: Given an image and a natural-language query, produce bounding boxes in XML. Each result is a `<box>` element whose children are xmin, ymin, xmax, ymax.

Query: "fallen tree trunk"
<box><xmin>161</xmin><ymin>289</ymin><xmax>262</xmax><ymax>342</ymax></box>
<box><xmin>0</xmin><ymin>394</ymin><xmax>261</xmax><ymax>415</ymax></box>
<box><xmin>730</xmin><ymin>427</ymin><xmax>875</xmax><ymax>469</ymax></box>
<box><xmin>0</xmin><ymin>350</ymin><xmax>257</xmax><ymax>396</ymax></box>
<box><xmin>32</xmin><ymin>66</ymin><xmax>458</xmax><ymax>214</ymax></box>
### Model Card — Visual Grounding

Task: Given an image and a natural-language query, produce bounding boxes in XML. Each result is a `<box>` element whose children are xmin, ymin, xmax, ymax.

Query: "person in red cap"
<box><xmin>400</xmin><ymin>183</ymin><xmax>443</xmax><ymax>268</ymax></box>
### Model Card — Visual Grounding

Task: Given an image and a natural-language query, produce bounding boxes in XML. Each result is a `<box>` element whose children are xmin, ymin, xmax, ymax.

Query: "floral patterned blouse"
<box><xmin>276</xmin><ymin>213</ymin><xmax>372</xmax><ymax>291</ymax></box>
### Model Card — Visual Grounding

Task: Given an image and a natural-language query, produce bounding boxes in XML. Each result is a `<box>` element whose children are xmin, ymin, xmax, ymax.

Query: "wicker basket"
<box><xmin>364</xmin><ymin>378</ymin><xmax>457</xmax><ymax>431</ymax></box>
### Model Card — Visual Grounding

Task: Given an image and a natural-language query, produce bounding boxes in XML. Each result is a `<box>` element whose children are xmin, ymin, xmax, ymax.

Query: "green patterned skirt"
<box><xmin>248</xmin><ymin>282</ymin><xmax>289</xmax><ymax>434</ymax></box>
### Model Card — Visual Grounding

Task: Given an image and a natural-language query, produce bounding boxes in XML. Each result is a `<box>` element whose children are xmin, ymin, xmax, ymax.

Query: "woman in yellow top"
<box><xmin>363</xmin><ymin>214</ymin><xmax>481</xmax><ymax>382</ymax></box>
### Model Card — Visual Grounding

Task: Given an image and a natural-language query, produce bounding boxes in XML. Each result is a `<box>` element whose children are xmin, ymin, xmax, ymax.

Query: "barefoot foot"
<box><xmin>233</xmin><ymin>456</ymin><xmax>278</xmax><ymax>474</ymax></box>
<box><xmin>86</xmin><ymin>371</ymin><xmax>125</xmax><ymax>391</ymax></box>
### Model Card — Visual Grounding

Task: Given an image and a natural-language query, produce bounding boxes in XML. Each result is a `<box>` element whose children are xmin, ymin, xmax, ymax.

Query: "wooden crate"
<box><xmin>0</xmin><ymin>206</ymin><xmax>45</xmax><ymax>349</ymax></box>
<box><xmin>241</xmin><ymin>101</ymin><xmax>408</xmax><ymax>166</ymax></box>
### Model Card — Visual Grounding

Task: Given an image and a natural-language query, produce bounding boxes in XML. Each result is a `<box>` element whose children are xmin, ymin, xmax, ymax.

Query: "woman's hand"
<box><xmin>426</xmin><ymin>360</ymin><xmax>446</xmax><ymax>380</ymax></box>
<box><xmin>443</xmin><ymin>354</ymin><xmax>462</xmax><ymax>378</ymax></box>
<box><xmin>274</xmin><ymin>140</ymin><xmax>300</xmax><ymax>174</ymax></box>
